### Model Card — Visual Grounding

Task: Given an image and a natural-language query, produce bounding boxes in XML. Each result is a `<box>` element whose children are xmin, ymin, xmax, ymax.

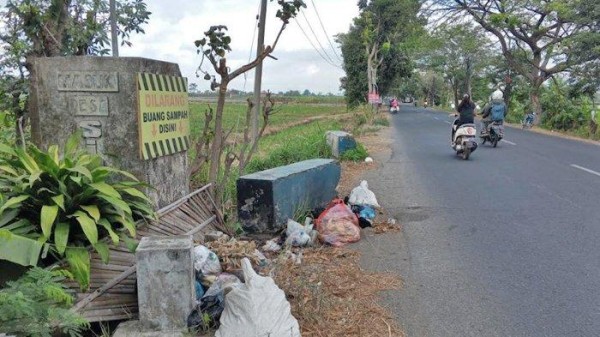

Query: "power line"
<box><xmin>300</xmin><ymin>10</ymin><xmax>336</xmax><ymax>64</ymax></box>
<box><xmin>243</xmin><ymin>0</ymin><xmax>261</xmax><ymax>92</ymax></box>
<box><xmin>294</xmin><ymin>17</ymin><xmax>343</xmax><ymax>70</ymax></box>
<box><xmin>309</xmin><ymin>0</ymin><xmax>342</xmax><ymax>62</ymax></box>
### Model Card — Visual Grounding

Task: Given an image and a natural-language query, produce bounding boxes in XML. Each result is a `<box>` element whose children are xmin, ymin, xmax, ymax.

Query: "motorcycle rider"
<box><xmin>452</xmin><ymin>93</ymin><xmax>476</xmax><ymax>143</ymax></box>
<box><xmin>480</xmin><ymin>89</ymin><xmax>507</xmax><ymax>135</ymax></box>
<box><xmin>390</xmin><ymin>97</ymin><xmax>399</xmax><ymax>112</ymax></box>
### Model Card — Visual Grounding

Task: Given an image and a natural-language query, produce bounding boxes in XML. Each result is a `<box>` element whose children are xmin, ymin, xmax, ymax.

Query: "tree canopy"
<box><xmin>432</xmin><ymin>0</ymin><xmax>600</xmax><ymax>117</ymax></box>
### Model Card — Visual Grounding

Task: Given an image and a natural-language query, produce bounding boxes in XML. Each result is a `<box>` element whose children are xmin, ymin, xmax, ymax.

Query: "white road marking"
<box><xmin>501</xmin><ymin>140</ymin><xmax>516</xmax><ymax>145</ymax></box>
<box><xmin>434</xmin><ymin>117</ymin><xmax>440</xmax><ymax>120</ymax></box>
<box><xmin>444</xmin><ymin>121</ymin><xmax>452</xmax><ymax>124</ymax></box>
<box><xmin>571</xmin><ymin>164</ymin><xmax>600</xmax><ymax>178</ymax></box>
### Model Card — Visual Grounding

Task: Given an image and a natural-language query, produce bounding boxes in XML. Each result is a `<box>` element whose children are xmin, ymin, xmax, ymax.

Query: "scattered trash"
<box><xmin>262</xmin><ymin>238</ymin><xmax>282</xmax><ymax>252</ymax></box>
<box><xmin>316</xmin><ymin>199</ymin><xmax>361</xmax><ymax>247</ymax></box>
<box><xmin>193</xmin><ymin>245</ymin><xmax>222</xmax><ymax>275</ymax></box>
<box><xmin>195</xmin><ymin>280</ymin><xmax>205</xmax><ymax>301</ymax></box>
<box><xmin>282</xmin><ymin>250</ymin><xmax>303</xmax><ymax>265</ymax></box>
<box><xmin>351</xmin><ymin>204</ymin><xmax>376</xmax><ymax>228</ymax></box>
<box><xmin>387</xmin><ymin>218</ymin><xmax>396</xmax><ymax>225</ymax></box>
<box><xmin>189</xmin><ymin>273</ymin><xmax>242</xmax><ymax>332</ymax></box>
<box><xmin>215</xmin><ymin>258</ymin><xmax>301</xmax><ymax>337</ymax></box>
<box><xmin>285</xmin><ymin>219</ymin><xmax>313</xmax><ymax>247</ymax></box>
<box><xmin>349</xmin><ymin>180</ymin><xmax>380</xmax><ymax>208</ymax></box>
<box><xmin>365</xmin><ymin>156</ymin><xmax>374</xmax><ymax>163</ymax></box>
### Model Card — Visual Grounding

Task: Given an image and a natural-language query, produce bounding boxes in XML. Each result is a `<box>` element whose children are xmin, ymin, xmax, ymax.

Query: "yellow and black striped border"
<box><xmin>142</xmin><ymin>135</ymin><xmax>190</xmax><ymax>160</ymax></box>
<box><xmin>138</xmin><ymin>73</ymin><xmax>188</xmax><ymax>93</ymax></box>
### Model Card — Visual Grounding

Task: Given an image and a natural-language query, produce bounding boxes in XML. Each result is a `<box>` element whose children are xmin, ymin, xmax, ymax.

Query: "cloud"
<box><xmin>0</xmin><ymin>0</ymin><xmax>357</xmax><ymax>92</ymax></box>
<box><xmin>119</xmin><ymin>0</ymin><xmax>358</xmax><ymax>93</ymax></box>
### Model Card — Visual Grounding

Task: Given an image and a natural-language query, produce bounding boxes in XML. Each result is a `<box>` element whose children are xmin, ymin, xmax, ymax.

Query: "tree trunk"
<box><xmin>530</xmin><ymin>88</ymin><xmax>543</xmax><ymax>125</ymax></box>
<box><xmin>465</xmin><ymin>56</ymin><xmax>472</xmax><ymax>96</ymax></box>
<box><xmin>366</xmin><ymin>46</ymin><xmax>374</xmax><ymax>93</ymax></box>
<box><xmin>209</xmin><ymin>82</ymin><xmax>228</xmax><ymax>184</ymax></box>
<box><xmin>451</xmin><ymin>78</ymin><xmax>459</xmax><ymax>109</ymax></box>
<box><xmin>503</xmin><ymin>80</ymin><xmax>512</xmax><ymax>114</ymax></box>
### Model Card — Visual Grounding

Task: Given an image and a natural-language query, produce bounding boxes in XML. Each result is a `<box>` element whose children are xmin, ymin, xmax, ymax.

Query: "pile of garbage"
<box><xmin>187</xmin><ymin>180</ymin><xmax>382</xmax><ymax>334</ymax></box>
<box><xmin>188</xmin><ymin>245</ymin><xmax>299</xmax><ymax>336</ymax></box>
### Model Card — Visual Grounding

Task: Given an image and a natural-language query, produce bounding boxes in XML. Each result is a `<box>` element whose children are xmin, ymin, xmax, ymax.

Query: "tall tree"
<box><xmin>0</xmin><ymin>0</ymin><xmax>150</xmax><ymax>144</ymax></box>
<box><xmin>194</xmin><ymin>1</ymin><xmax>305</xmax><ymax>189</ymax></box>
<box><xmin>427</xmin><ymin>23</ymin><xmax>493</xmax><ymax>107</ymax></box>
<box><xmin>434</xmin><ymin>0</ymin><xmax>600</xmax><ymax>123</ymax></box>
<box><xmin>339</xmin><ymin>0</ymin><xmax>423</xmax><ymax>107</ymax></box>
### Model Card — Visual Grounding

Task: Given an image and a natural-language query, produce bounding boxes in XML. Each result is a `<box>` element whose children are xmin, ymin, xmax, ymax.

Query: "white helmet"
<box><xmin>491</xmin><ymin>89</ymin><xmax>503</xmax><ymax>101</ymax></box>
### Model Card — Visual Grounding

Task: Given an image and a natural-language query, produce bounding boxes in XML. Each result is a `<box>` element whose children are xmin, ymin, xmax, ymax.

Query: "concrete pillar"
<box><xmin>136</xmin><ymin>235</ymin><xmax>194</xmax><ymax>331</ymax></box>
<box><xmin>326</xmin><ymin>131</ymin><xmax>357</xmax><ymax>158</ymax></box>
<box><xmin>237</xmin><ymin>158</ymin><xmax>340</xmax><ymax>233</ymax></box>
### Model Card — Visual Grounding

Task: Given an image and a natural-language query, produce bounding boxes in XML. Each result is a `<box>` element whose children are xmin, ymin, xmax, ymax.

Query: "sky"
<box><xmin>118</xmin><ymin>0</ymin><xmax>359</xmax><ymax>94</ymax></box>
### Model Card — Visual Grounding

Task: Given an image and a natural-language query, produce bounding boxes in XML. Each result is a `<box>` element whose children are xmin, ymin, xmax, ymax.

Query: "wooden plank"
<box><xmin>186</xmin><ymin>215</ymin><xmax>216</xmax><ymax>236</ymax></box>
<box><xmin>82</xmin><ymin>307</ymin><xmax>138</xmax><ymax>322</ymax></box>
<box><xmin>72</xmin><ymin>265</ymin><xmax>136</xmax><ymax>312</ymax></box>
<box><xmin>158</xmin><ymin>215</ymin><xmax>193</xmax><ymax>233</ymax></box>
<box><xmin>156</xmin><ymin>183</ymin><xmax>211</xmax><ymax>215</ymax></box>
<box><xmin>83</xmin><ymin>312</ymin><xmax>138</xmax><ymax>323</ymax></box>
<box><xmin>90</xmin><ymin>262</ymin><xmax>132</xmax><ymax>272</ymax></box>
<box><xmin>72</xmin><ymin>184</ymin><xmax>218</xmax><ymax>321</ymax></box>
<box><xmin>152</xmin><ymin>218</ymin><xmax>187</xmax><ymax>234</ymax></box>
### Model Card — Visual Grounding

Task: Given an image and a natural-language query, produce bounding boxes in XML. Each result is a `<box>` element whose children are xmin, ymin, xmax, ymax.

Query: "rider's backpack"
<box><xmin>491</xmin><ymin>103</ymin><xmax>505</xmax><ymax>121</ymax></box>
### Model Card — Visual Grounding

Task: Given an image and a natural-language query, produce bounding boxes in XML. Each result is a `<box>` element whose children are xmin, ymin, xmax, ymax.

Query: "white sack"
<box><xmin>348</xmin><ymin>180</ymin><xmax>380</xmax><ymax>208</ymax></box>
<box><xmin>215</xmin><ymin>258</ymin><xmax>301</xmax><ymax>337</ymax></box>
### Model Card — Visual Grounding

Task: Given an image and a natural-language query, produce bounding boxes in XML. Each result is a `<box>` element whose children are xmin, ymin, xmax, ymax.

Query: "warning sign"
<box><xmin>137</xmin><ymin>73</ymin><xmax>190</xmax><ymax>160</ymax></box>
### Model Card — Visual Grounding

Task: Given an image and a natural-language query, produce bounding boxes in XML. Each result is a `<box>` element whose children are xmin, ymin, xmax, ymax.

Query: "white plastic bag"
<box><xmin>192</xmin><ymin>245</ymin><xmax>222</xmax><ymax>275</ymax></box>
<box><xmin>262</xmin><ymin>238</ymin><xmax>282</xmax><ymax>252</ymax></box>
<box><xmin>349</xmin><ymin>180</ymin><xmax>380</xmax><ymax>208</ymax></box>
<box><xmin>215</xmin><ymin>258</ymin><xmax>301</xmax><ymax>337</ymax></box>
<box><xmin>285</xmin><ymin>219</ymin><xmax>312</xmax><ymax>247</ymax></box>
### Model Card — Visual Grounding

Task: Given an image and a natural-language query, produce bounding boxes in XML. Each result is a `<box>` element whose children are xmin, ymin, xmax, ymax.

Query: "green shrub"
<box><xmin>0</xmin><ymin>133</ymin><xmax>156</xmax><ymax>290</ymax></box>
<box><xmin>0</xmin><ymin>267</ymin><xmax>89</xmax><ymax>336</ymax></box>
<box><xmin>340</xmin><ymin>143</ymin><xmax>369</xmax><ymax>162</ymax></box>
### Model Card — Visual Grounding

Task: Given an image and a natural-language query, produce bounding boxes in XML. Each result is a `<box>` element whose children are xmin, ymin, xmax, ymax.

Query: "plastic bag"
<box><xmin>195</xmin><ymin>281</ymin><xmax>205</xmax><ymax>301</ymax></box>
<box><xmin>193</xmin><ymin>245</ymin><xmax>222</xmax><ymax>275</ymax></box>
<box><xmin>262</xmin><ymin>238</ymin><xmax>282</xmax><ymax>252</ymax></box>
<box><xmin>351</xmin><ymin>204</ymin><xmax>376</xmax><ymax>228</ymax></box>
<box><xmin>285</xmin><ymin>219</ymin><xmax>312</xmax><ymax>247</ymax></box>
<box><xmin>215</xmin><ymin>258</ymin><xmax>301</xmax><ymax>337</ymax></box>
<box><xmin>189</xmin><ymin>273</ymin><xmax>242</xmax><ymax>332</ymax></box>
<box><xmin>349</xmin><ymin>180</ymin><xmax>380</xmax><ymax>208</ymax></box>
<box><xmin>316</xmin><ymin>199</ymin><xmax>360</xmax><ymax>247</ymax></box>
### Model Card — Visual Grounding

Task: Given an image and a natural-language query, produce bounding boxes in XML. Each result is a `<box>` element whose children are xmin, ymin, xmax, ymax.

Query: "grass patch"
<box><xmin>340</xmin><ymin>143</ymin><xmax>369</xmax><ymax>162</ymax></box>
<box><xmin>189</xmin><ymin>102</ymin><xmax>345</xmax><ymax>136</ymax></box>
<box><xmin>373</xmin><ymin>117</ymin><xmax>390</xmax><ymax>127</ymax></box>
<box><xmin>245</xmin><ymin>120</ymin><xmax>338</xmax><ymax>173</ymax></box>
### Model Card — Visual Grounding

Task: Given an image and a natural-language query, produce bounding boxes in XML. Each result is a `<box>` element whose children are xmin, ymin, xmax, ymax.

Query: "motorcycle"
<box><xmin>450</xmin><ymin>114</ymin><xmax>478</xmax><ymax>160</ymax></box>
<box><xmin>522</xmin><ymin>112</ymin><xmax>535</xmax><ymax>129</ymax></box>
<box><xmin>480</xmin><ymin>121</ymin><xmax>504</xmax><ymax>147</ymax></box>
<box><xmin>390</xmin><ymin>106</ymin><xmax>399</xmax><ymax>114</ymax></box>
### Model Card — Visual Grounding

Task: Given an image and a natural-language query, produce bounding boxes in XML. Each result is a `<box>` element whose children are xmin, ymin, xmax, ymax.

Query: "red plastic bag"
<box><xmin>315</xmin><ymin>199</ymin><xmax>360</xmax><ymax>247</ymax></box>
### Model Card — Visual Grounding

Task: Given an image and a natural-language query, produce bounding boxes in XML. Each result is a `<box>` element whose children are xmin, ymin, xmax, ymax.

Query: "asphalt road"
<box><xmin>357</xmin><ymin>105</ymin><xmax>600</xmax><ymax>337</ymax></box>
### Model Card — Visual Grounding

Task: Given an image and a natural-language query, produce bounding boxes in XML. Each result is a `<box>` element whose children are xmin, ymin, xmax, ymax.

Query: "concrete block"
<box><xmin>112</xmin><ymin>320</ymin><xmax>185</xmax><ymax>337</ymax></box>
<box><xmin>237</xmin><ymin>158</ymin><xmax>340</xmax><ymax>233</ymax></box>
<box><xmin>326</xmin><ymin>130</ymin><xmax>357</xmax><ymax>157</ymax></box>
<box><xmin>136</xmin><ymin>236</ymin><xmax>194</xmax><ymax>332</ymax></box>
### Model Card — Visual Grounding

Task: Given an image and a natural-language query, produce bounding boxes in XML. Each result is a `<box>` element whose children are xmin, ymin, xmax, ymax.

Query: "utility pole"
<box><xmin>110</xmin><ymin>0</ymin><xmax>119</xmax><ymax>56</ymax></box>
<box><xmin>252</xmin><ymin>0</ymin><xmax>267</xmax><ymax>142</ymax></box>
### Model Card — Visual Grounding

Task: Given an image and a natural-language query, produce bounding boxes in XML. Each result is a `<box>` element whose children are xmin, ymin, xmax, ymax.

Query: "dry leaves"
<box><xmin>273</xmin><ymin>247</ymin><xmax>405</xmax><ymax>337</ymax></box>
